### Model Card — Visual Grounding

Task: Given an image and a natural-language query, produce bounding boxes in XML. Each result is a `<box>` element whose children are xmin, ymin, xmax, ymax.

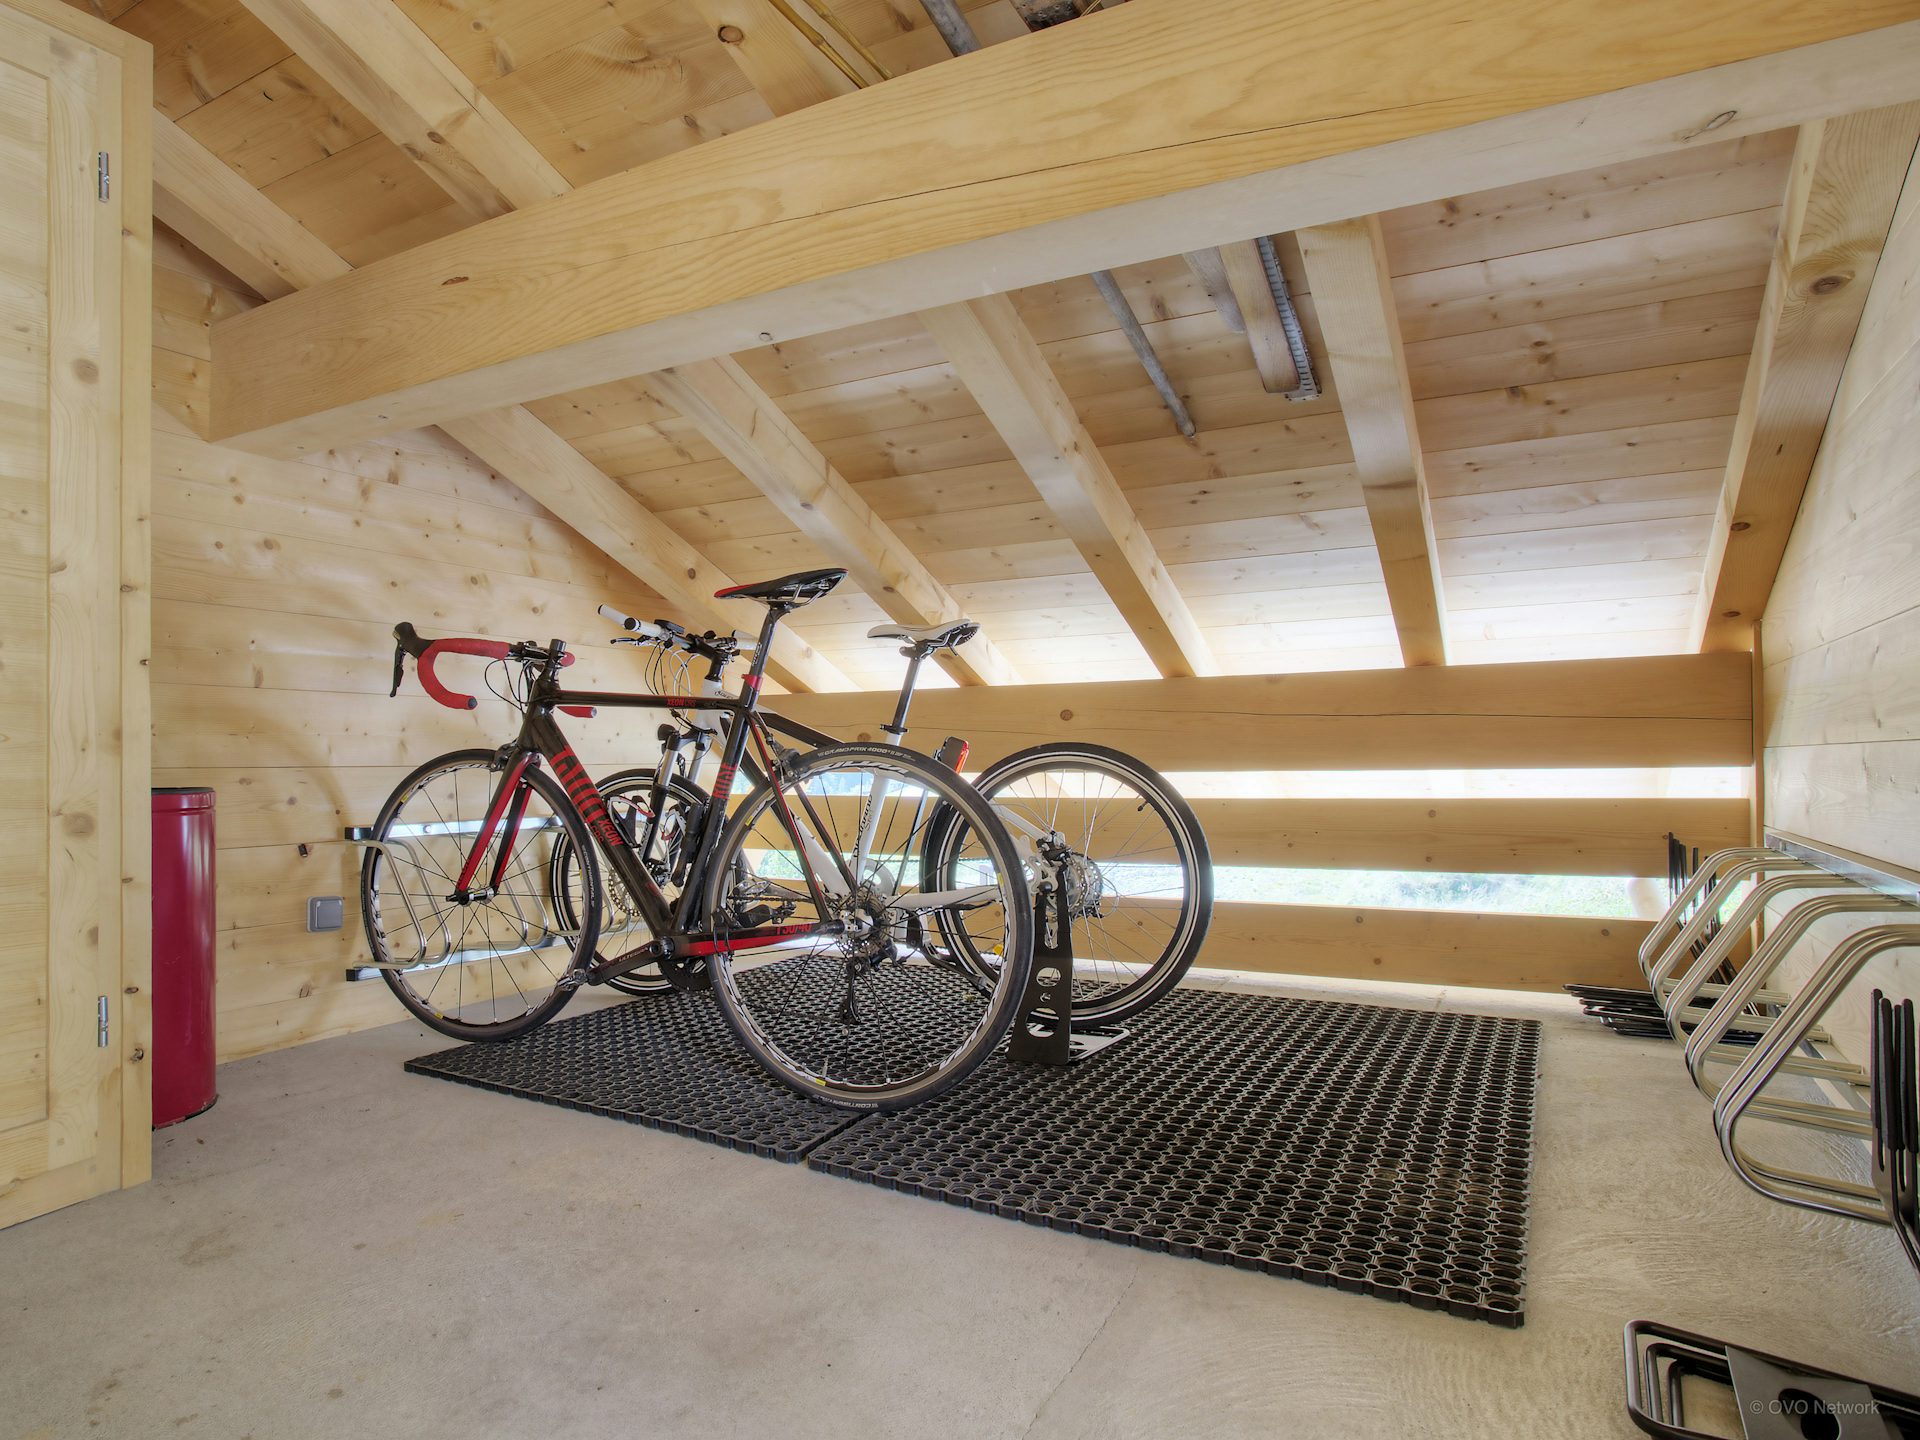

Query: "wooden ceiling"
<box><xmin>93</xmin><ymin>0</ymin><xmax>1805</xmax><ymax>689</ymax></box>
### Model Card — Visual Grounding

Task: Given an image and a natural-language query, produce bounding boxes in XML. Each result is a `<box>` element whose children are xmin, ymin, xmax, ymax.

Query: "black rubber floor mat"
<box><xmin>406</xmin><ymin>985</ymin><xmax>1539</xmax><ymax>1324</ymax></box>
<box><xmin>807</xmin><ymin>988</ymin><xmax>1540</xmax><ymax>1326</ymax></box>
<box><xmin>404</xmin><ymin>992</ymin><xmax>861</xmax><ymax>1161</ymax></box>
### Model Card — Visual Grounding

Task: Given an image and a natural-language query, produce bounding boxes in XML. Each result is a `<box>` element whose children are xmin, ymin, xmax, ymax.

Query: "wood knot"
<box><xmin>1730</xmin><ymin>520</ymin><xmax>1752</xmax><ymax>532</ymax></box>
<box><xmin>72</xmin><ymin>358</ymin><xmax>99</xmax><ymax>383</ymax></box>
<box><xmin>716</xmin><ymin>23</ymin><xmax>743</xmax><ymax>42</ymax></box>
<box><xmin>1810</xmin><ymin>274</ymin><xmax>1848</xmax><ymax>295</ymax></box>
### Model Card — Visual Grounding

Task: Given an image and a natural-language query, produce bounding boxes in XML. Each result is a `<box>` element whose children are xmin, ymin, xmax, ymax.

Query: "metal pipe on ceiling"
<box><xmin>915</xmin><ymin>0</ymin><xmax>1197</xmax><ymax>438</ymax></box>
<box><xmin>1090</xmin><ymin>271</ymin><xmax>1197</xmax><ymax>437</ymax></box>
<box><xmin>915</xmin><ymin>0</ymin><xmax>983</xmax><ymax>54</ymax></box>
<box><xmin>1256</xmin><ymin>235</ymin><xmax>1320</xmax><ymax>402</ymax></box>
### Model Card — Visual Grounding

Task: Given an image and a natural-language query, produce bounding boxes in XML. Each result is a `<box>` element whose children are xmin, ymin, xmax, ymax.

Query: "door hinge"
<box><xmin>96</xmin><ymin>152</ymin><xmax>109</xmax><ymax>202</ymax></box>
<box><xmin>97</xmin><ymin>996</ymin><xmax>109</xmax><ymax>1047</ymax></box>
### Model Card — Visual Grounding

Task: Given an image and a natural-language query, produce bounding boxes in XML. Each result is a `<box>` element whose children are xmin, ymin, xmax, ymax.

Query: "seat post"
<box><xmin>884</xmin><ymin>645</ymin><xmax>928</xmax><ymax>742</ymax></box>
<box><xmin>747</xmin><ymin>604</ymin><xmax>786</xmax><ymax>690</ymax></box>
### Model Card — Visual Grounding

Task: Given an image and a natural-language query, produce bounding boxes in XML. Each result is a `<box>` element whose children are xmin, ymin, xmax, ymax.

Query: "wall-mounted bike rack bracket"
<box><xmin>1006</xmin><ymin>870</ymin><xmax>1132</xmax><ymax>1066</ymax></box>
<box><xmin>340</xmin><ymin>821</ymin><xmax>582</xmax><ymax>982</ymax></box>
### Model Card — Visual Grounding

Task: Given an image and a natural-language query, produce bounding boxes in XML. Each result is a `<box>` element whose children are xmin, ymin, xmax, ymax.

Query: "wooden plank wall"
<box><xmin>778</xmin><ymin>654</ymin><xmax>1757</xmax><ymax>992</ymax></box>
<box><xmin>148</xmin><ymin>226</ymin><xmax>669</xmax><ymax>1062</ymax></box>
<box><xmin>143</xmin><ymin>200</ymin><xmax>1764</xmax><ymax>1051</ymax></box>
<box><xmin>1759</xmin><ymin>140</ymin><xmax>1920</xmax><ymax>1056</ymax></box>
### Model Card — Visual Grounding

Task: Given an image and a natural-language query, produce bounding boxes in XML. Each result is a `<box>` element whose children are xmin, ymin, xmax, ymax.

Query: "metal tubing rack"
<box><xmin>1618</xmin><ymin>837</ymin><xmax>1920</xmax><ymax>1437</ymax></box>
<box><xmin>1632</xmin><ymin>838</ymin><xmax>1920</xmax><ymax>1243</ymax></box>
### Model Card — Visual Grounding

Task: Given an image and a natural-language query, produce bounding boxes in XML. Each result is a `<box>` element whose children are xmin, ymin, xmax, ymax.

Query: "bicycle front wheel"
<box><xmin>362</xmin><ymin>749</ymin><xmax>598</xmax><ymax>1041</ymax></box>
<box><xmin>929</xmin><ymin>742</ymin><xmax>1212</xmax><ymax>1026</ymax></box>
<box><xmin>702</xmin><ymin>743</ymin><xmax>1034</xmax><ymax>1111</ymax></box>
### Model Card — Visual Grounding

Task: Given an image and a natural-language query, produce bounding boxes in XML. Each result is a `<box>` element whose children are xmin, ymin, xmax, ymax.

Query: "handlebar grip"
<box><xmin>418</xmin><ymin>638</ymin><xmax>510</xmax><ymax>710</ymax></box>
<box><xmin>599</xmin><ymin>603</ymin><xmax>640</xmax><ymax>632</ymax></box>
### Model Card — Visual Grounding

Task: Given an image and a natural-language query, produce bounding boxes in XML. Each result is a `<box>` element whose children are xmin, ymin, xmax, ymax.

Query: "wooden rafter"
<box><xmin>152</xmin><ymin>114</ymin><xmax>847</xmax><ymax>691</ymax></box>
<box><xmin>1218</xmin><ymin>239</ymin><xmax>1301</xmax><ymax>394</ymax></box>
<box><xmin>1691</xmin><ymin>101</ymin><xmax>1920</xmax><ymax>650</ymax></box>
<box><xmin>712</xmin><ymin>0</ymin><xmax>1209</xmax><ymax>678</ymax></box>
<box><xmin>1181</xmin><ymin>248</ymin><xmax>1244</xmax><ymax>332</ymax></box>
<box><xmin>1297</xmin><ymin>215</ymin><xmax>1449</xmax><ymax>667</ymax></box>
<box><xmin>204</xmin><ymin>0</ymin><xmax>1920</xmax><ymax>452</ymax></box>
<box><xmin>649</xmin><ymin>358</ymin><xmax>1021</xmax><ymax>686</ymax></box>
<box><xmin>918</xmin><ymin>298</ymin><xmax>1218</xmax><ymax>677</ymax></box>
<box><xmin>255</xmin><ymin>0</ymin><xmax>1010</xmax><ymax>684</ymax></box>
<box><xmin>235</xmin><ymin>0</ymin><xmax>569</xmax><ymax>219</ymax></box>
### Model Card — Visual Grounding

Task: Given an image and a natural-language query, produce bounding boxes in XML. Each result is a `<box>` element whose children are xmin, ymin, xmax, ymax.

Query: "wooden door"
<box><xmin>0</xmin><ymin>0</ymin><xmax>151</xmax><ymax>1227</ymax></box>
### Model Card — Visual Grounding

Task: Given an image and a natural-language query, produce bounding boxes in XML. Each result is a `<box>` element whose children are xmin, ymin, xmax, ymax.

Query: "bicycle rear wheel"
<box><xmin>928</xmin><ymin>742</ymin><xmax>1211</xmax><ymax>1026</ymax></box>
<box><xmin>361</xmin><ymin>749</ymin><xmax>598</xmax><ymax>1041</ymax></box>
<box><xmin>702</xmin><ymin>743</ymin><xmax>1033</xmax><ymax>1111</ymax></box>
<box><xmin>548</xmin><ymin>767</ymin><xmax>711</xmax><ymax>996</ymax></box>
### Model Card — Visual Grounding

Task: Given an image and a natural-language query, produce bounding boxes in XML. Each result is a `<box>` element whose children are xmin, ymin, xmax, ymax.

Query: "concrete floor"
<box><xmin>3</xmin><ymin>973</ymin><xmax>1917</xmax><ymax>1439</ymax></box>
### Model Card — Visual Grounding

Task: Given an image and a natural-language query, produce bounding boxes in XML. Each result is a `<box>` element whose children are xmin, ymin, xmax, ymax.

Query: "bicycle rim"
<box><xmin>363</xmin><ymin>750</ymin><xmax>598</xmax><ymax>1040</ymax></box>
<box><xmin>703</xmin><ymin>743</ymin><xmax>1033</xmax><ymax>1110</ymax></box>
<box><xmin>933</xmin><ymin>743</ymin><xmax>1211</xmax><ymax>1025</ymax></box>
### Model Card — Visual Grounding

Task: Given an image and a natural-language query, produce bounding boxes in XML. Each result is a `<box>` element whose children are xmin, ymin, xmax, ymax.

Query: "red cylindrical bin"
<box><xmin>152</xmin><ymin>787</ymin><xmax>217</xmax><ymax>1127</ymax></box>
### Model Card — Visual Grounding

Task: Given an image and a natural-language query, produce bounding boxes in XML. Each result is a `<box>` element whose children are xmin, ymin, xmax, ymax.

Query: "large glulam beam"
<box><xmin>1691</xmin><ymin>102</ymin><xmax>1920</xmax><ymax>650</ymax></box>
<box><xmin>207</xmin><ymin>0</ymin><xmax>1920</xmax><ymax>454</ymax></box>
<box><xmin>153</xmin><ymin>111</ymin><xmax>848</xmax><ymax>692</ymax></box>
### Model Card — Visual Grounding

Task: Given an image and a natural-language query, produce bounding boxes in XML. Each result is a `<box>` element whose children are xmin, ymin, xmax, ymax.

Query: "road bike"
<box><xmin>357</xmin><ymin>568</ymin><xmax>1035</xmax><ymax>1111</ymax></box>
<box><xmin>571</xmin><ymin>609</ymin><xmax>1212</xmax><ymax>1028</ymax></box>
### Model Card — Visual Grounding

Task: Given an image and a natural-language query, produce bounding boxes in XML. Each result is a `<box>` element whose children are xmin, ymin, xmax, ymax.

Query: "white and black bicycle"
<box><xmin>560</xmin><ymin>610</ymin><xmax>1212</xmax><ymax>1028</ymax></box>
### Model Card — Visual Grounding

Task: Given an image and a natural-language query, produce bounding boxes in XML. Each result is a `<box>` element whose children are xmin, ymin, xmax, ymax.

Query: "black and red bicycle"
<box><xmin>357</xmin><ymin>568</ymin><xmax>1035</xmax><ymax>1111</ymax></box>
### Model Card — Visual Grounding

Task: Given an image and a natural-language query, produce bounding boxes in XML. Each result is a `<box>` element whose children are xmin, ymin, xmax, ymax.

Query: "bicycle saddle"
<box><xmin>866</xmin><ymin>618</ymin><xmax>980</xmax><ymax>650</ymax></box>
<box><xmin>714</xmin><ymin>567</ymin><xmax>847</xmax><ymax>607</ymax></box>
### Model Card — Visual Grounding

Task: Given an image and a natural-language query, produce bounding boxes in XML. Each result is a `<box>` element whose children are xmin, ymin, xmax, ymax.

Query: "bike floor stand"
<box><xmin>1005</xmin><ymin>882</ymin><xmax>1132</xmax><ymax>1066</ymax></box>
<box><xmin>1624</xmin><ymin>1319</ymin><xmax>1920</xmax><ymax>1438</ymax></box>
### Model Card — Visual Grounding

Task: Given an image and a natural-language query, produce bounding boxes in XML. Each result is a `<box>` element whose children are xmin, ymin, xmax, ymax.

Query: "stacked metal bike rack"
<box><xmin>1623</xmin><ymin>836</ymin><xmax>1920</xmax><ymax>1436</ymax></box>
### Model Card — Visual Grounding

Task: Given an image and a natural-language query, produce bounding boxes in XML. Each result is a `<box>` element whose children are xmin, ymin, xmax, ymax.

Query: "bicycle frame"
<box><xmin>446</xmin><ymin>616</ymin><xmax>1004</xmax><ymax>986</ymax></box>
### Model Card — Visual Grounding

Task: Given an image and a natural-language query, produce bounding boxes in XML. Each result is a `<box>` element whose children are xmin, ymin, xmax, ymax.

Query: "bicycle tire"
<box><xmin>362</xmin><ymin>749</ymin><xmax>599</xmax><ymax>1041</ymax></box>
<box><xmin>928</xmin><ymin>741</ymin><xmax>1212</xmax><ymax>1026</ymax></box>
<box><xmin>702</xmin><ymin>742</ymin><xmax>1034</xmax><ymax>1111</ymax></box>
<box><xmin>548</xmin><ymin>767</ymin><xmax>714</xmax><ymax>996</ymax></box>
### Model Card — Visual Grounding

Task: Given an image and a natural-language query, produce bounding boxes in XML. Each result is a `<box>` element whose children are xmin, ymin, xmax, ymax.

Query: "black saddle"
<box><xmin>714</xmin><ymin>567</ymin><xmax>847</xmax><ymax>609</ymax></box>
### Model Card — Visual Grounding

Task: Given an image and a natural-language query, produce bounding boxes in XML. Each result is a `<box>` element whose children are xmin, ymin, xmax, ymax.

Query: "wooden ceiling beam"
<box><xmin>153</xmin><ymin>112</ymin><xmax>847</xmax><ymax>691</ymax></box>
<box><xmin>153</xmin><ymin>112</ymin><xmax>349</xmax><ymax>299</ymax></box>
<box><xmin>703</xmin><ymin>0</ymin><xmax>1182</xmax><ymax>677</ymax></box>
<box><xmin>919</xmin><ymin>297</ymin><xmax>1218</xmax><ymax>677</ymax></box>
<box><xmin>233</xmin><ymin>0</ymin><xmax>569</xmax><ymax>219</ymax></box>
<box><xmin>1296</xmin><ymin>215</ymin><xmax>1449</xmax><ymax>667</ymax></box>
<box><xmin>205</xmin><ymin>0</ymin><xmax>1920</xmax><ymax>454</ymax></box>
<box><xmin>649</xmin><ymin>358</ymin><xmax>1022</xmax><ymax>686</ymax></box>
<box><xmin>273</xmin><ymin>0</ymin><xmax>1016</xmax><ymax>683</ymax></box>
<box><xmin>1691</xmin><ymin>101</ymin><xmax>1920</xmax><ymax>651</ymax></box>
<box><xmin>1218</xmin><ymin>239</ymin><xmax>1301</xmax><ymax>394</ymax></box>
<box><xmin>436</xmin><ymin>407</ymin><xmax>849</xmax><ymax>690</ymax></box>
